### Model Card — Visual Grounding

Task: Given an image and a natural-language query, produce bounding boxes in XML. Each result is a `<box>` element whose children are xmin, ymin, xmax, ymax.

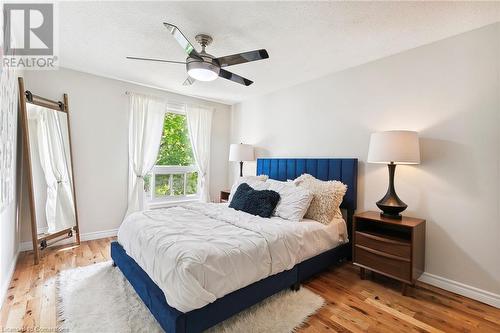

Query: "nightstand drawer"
<box><xmin>355</xmin><ymin>245</ymin><xmax>411</xmax><ymax>282</ymax></box>
<box><xmin>356</xmin><ymin>231</ymin><xmax>411</xmax><ymax>259</ymax></box>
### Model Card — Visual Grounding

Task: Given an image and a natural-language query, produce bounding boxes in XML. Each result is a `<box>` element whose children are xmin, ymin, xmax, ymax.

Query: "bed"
<box><xmin>111</xmin><ymin>158</ymin><xmax>358</xmax><ymax>333</ymax></box>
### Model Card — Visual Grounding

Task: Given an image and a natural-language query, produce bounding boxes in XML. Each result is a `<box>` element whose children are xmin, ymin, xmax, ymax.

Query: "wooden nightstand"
<box><xmin>220</xmin><ymin>190</ymin><xmax>230</xmax><ymax>203</ymax></box>
<box><xmin>353</xmin><ymin>211</ymin><xmax>425</xmax><ymax>295</ymax></box>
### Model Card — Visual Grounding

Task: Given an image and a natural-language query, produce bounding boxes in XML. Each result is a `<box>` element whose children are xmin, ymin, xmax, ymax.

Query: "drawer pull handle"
<box><xmin>356</xmin><ymin>245</ymin><xmax>411</xmax><ymax>262</ymax></box>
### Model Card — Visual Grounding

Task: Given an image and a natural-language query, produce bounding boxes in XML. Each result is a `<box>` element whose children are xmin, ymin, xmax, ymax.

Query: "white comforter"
<box><xmin>117</xmin><ymin>202</ymin><xmax>346</xmax><ymax>313</ymax></box>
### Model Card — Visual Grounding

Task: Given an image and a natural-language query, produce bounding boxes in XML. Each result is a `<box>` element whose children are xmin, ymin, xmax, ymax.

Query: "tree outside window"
<box><xmin>157</xmin><ymin>113</ymin><xmax>194</xmax><ymax>166</ymax></box>
<box><xmin>145</xmin><ymin>113</ymin><xmax>198</xmax><ymax>198</ymax></box>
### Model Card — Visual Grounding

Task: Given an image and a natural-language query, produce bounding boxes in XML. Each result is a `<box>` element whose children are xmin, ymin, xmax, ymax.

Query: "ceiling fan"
<box><xmin>127</xmin><ymin>23</ymin><xmax>269</xmax><ymax>86</ymax></box>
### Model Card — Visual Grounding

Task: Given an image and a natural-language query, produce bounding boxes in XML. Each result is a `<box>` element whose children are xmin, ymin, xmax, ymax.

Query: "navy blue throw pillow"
<box><xmin>229</xmin><ymin>183</ymin><xmax>280</xmax><ymax>218</ymax></box>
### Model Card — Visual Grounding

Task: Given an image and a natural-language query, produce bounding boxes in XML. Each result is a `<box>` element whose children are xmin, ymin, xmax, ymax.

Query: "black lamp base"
<box><xmin>378</xmin><ymin>211</ymin><xmax>405</xmax><ymax>220</ymax></box>
<box><xmin>376</xmin><ymin>163</ymin><xmax>408</xmax><ymax>220</ymax></box>
<box><xmin>239</xmin><ymin>161</ymin><xmax>244</xmax><ymax>177</ymax></box>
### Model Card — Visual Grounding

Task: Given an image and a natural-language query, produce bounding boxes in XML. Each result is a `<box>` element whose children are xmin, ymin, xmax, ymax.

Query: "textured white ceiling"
<box><xmin>59</xmin><ymin>1</ymin><xmax>500</xmax><ymax>104</ymax></box>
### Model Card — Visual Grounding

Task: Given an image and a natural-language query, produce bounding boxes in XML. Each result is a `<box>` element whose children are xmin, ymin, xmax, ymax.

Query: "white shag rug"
<box><xmin>57</xmin><ymin>261</ymin><xmax>324</xmax><ymax>333</ymax></box>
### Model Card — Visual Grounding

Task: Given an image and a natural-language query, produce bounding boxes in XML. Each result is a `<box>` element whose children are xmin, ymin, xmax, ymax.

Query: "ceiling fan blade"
<box><xmin>219</xmin><ymin>68</ymin><xmax>253</xmax><ymax>86</ymax></box>
<box><xmin>163</xmin><ymin>23</ymin><xmax>202</xmax><ymax>60</ymax></box>
<box><xmin>215</xmin><ymin>49</ymin><xmax>269</xmax><ymax>67</ymax></box>
<box><xmin>126</xmin><ymin>56</ymin><xmax>186</xmax><ymax>64</ymax></box>
<box><xmin>183</xmin><ymin>76</ymin><xmax>195</xmax><ymax>86</ymax></box>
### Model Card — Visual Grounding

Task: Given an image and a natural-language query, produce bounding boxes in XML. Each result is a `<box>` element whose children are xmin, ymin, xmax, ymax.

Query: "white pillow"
<box><xmin>294</xmin><ymin>174</ymin><xmax>347</xmax><ymax>225</ymax></box>
<box><xmin>228</xmin><ymin>175</ymin><xmax>269</xmax><ymax>202</ymax></box>
<box><xmin>267</xmin><ymin>179</ymin><xmax>313</xmax><ymax>221</ymax></box>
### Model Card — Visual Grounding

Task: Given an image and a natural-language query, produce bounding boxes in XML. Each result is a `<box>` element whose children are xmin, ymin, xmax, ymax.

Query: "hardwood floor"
<box><xmin>1</xmin><ymin>238</ymin><xmax>499</xmax><ymax>332</ymax></box>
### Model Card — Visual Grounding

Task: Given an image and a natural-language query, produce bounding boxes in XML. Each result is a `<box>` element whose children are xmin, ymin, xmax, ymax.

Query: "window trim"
<box><xmin>166</xmin><ymin>102</ymin><xmax>186</xmax><ymax>115</ymax></box>
<box><xmin>146</xmin><ymin>165</ymin><xmax>200</xmax><ymax>205</ymax></box>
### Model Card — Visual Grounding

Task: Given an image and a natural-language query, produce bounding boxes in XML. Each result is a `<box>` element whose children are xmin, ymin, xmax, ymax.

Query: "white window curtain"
<box><xmin>33</xmin><ymin>106</ymin><xmax>76</xmax><ymax>233</ymax></box>
<box><xmin>126</xmin><ymin>93</ymin><xmax>166</xmax><ymax>215</ymax></box>
<box><xmin>186</xmin><ymin>105</ymin><xmax>214</xmax><ymax>202</ymax></box>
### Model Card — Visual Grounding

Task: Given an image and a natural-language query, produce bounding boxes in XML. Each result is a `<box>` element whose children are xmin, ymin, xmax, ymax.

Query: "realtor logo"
<box><xmin>4</xmin><ymin>3</ymin><xmax>53</xmax><ymax>55</ymax></box>
<box><xmin>2</xmin><ymin>3</ymin><xmax>57</xmax><ymax>69</ymax></box>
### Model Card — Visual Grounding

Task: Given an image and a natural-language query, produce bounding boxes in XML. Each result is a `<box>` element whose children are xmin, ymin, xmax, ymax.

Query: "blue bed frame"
<box><xmin>111</xmin><ymin>158</ymin><xmax>357</xmax><ymax>333</ymax></box>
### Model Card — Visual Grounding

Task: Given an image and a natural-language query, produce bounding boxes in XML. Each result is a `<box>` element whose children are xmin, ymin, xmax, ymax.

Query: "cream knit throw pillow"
<box><xmin>294</xmin><ymin>174</ymin><xmax>347</xmax><ymax>225</ymax></box>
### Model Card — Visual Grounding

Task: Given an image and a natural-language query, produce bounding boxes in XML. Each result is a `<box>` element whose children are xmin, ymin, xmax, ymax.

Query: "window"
<box><xmin>145</xmin><ymin>107</ymin><xmax>199</xmax><ymax>204</ymax></box>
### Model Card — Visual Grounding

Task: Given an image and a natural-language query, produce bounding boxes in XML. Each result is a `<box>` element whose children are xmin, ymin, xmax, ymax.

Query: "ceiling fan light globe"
<box><xmin>186</xmin><ymin>60</ymin><xmax>220</xmax><ymax>82</ymax></box>
<box><xmin>187</xmin><ymin>68</ymin><xmax>218</xmax><ymax>81</ymax></box>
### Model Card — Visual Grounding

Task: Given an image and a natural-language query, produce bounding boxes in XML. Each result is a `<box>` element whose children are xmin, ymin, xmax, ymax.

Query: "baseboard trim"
<box><xmin>419</xmin><ymin>272</ymin><xmax>500</xmax><ymax>308</ymax></box>
<box><xmin>80</xmin><ymin>228</ymin><xmax>118</xmax><ymax>242</ymax></box>
<box><xmin>19</xmin><ymin>228</ymin><xmax>118</xmax><ymax>252</ymax></box>
<box><xmin>0</xmin><ymin>251</ymin><xmax>19</xmax><ymax>307</ymax></box>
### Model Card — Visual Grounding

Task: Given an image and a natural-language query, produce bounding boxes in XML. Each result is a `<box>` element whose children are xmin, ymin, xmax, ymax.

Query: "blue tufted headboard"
<box><xmin>256</xmin><ymin>158</ymin><xmax>358</xmax><ymax>211</ymax></box>
<box><xmin>256</xmin><ymin>158</ymin><xmax>358</xmax><ymax>258</ymax></box>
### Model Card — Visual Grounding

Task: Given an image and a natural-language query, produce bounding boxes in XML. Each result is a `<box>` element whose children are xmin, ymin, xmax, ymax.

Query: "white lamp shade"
<box><xmin>229</xmin><ymin>144</ymin><xmax>255</xmax><ymax>162</ymax></box>
<box><xmin>367</xmin><ymin>130</ymin><xmax>420</xmax><ymax>164</ymax></box>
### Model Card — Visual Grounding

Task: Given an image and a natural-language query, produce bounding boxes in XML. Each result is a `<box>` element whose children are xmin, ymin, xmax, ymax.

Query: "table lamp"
<box><xmin>229</xmin><ymin>143</ymin><xmax>254</xmax><ymax>177</ymax></box>
<box><xmin>367</xmin><ymin>130</ymin><xmax>420</xmax><ymax>219</ymax></box>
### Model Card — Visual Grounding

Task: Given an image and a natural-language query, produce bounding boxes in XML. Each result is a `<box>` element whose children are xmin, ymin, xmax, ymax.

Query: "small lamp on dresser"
<box><xmin>229</xmin><ymin>143</ymin><xmax>254</xmax><ymax>177</ymax></box>
<box><xmin>367</xmin><ymin>130</ymin><xmax>420</xmax><ymax>219</ymax></box>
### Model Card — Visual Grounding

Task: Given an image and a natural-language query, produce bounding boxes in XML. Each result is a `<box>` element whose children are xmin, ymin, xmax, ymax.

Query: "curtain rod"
<box><xmin>125</xmin><ymin>90</ymin><xmax>178</xmax><ymax>103</ymax></box>
<box><xmin>125</xmin><ymin>91</ymin><xmax>166</xmax><ymax>99</ymax></box>
<box><xmin>124</xmin><ymin>91</ymin><xmax>167</xmax><ymax>100</ymax></box>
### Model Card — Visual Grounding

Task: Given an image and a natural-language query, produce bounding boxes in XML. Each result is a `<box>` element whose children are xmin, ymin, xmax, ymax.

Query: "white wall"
<box><xmin>21</xmin><ymin>68</ymin><xmax>231</xmax><ymax>242</ymax></box>
<box><xmin>0</xmin><ymin>68</ymin><xmax>21</xmax><ymax>306</ymax></box>
<box><xmin>231</xmin><ymin>23</ymin><xmax>500</xmax><ymax>300</ymax></box>
<box><xmin>0</xmin><ymin>152</ymin><xmax>20</xmax><ymax>306</ymax></box>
